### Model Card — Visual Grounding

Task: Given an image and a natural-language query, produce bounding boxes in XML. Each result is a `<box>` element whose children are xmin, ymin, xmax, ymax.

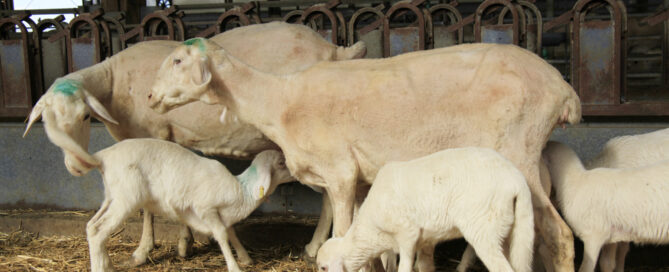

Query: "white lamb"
<box><xmin>81</xmin><ymin>139</ymin><xmax>292</xmax><ymax>272</ymax></box>
<box><xmin>543</xmin><ymin>140</ymin><xmax>669</xmax><ymax>272</ymax></box>
<box><xmin>584</xmin><ymin>128</ymin><xmax>669</xmax><ymax>272</ymax></box>
<box><xmin>316</xmin><ymin>147</ymin><xmax>534</xmax><ymax>272</ymax></box>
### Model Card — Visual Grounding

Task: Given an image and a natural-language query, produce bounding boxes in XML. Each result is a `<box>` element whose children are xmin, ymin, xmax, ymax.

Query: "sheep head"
<box><xmin>149</xmin><ymin>38</ymin><xmax>219</xmax><ymax>114</ymax></box>
<box><xmin>241</xmin><ymin>150</ymin><xmax>292</xmax><ymax>201</ymax></box>
<box><xmin>317</xmin><ymin>238</ymin><xmax>347</xmax><ymax>272</ymax></box>
<box><xmin>24</xmin><ymin>78</ymin><xmax>118</xmax><ymax>176</ymax></box>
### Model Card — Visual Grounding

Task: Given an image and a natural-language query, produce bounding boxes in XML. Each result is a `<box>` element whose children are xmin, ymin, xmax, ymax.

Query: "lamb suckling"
<box><xmin>543</xmin><ymin>141</ymin><xmax>669</xmax><ymax>272</ymax></box>
<box><xmin>316</xmin><ymin>147</ymin><xmax>534</xmax><ymax>272</ymax></box>
<box><xmin>82</xmin><ymin>139</ymin><xmax>292</xmax><ymax>272</ymax></box>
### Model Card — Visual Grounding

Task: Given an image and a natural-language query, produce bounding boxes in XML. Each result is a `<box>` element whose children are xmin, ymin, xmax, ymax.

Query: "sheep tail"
<box><xmin>558</xmin><ymin>87</ymin><xmax>582</xmax><ymax>126</ymax></box>
<box><xmin>335</xmin><ymin>41</ymin><xmax>367</xmax><ymax>60</ymax></box>
<box><xmin>508</xmin><ymin>188</ymin><xmax>535</xmax><ymax>272</ymax></box>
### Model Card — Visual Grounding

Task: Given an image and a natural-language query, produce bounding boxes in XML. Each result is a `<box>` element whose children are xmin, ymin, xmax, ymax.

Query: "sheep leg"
<box><xmin>177</xmin><ymin>225</ymin><xmax>194</xmax><ymax>258</ymax></box>
<box><xmin>87</xmin><ymin>199</ymin><xmax>133</xmax><ymax>272</ymax></box>
<box><xmin>416</xmin><ymin>244</ymin><xmax>436</xmax><ymax>272</ymax></box>
<box><xmin>227</xmin><ymin>227</ymin><xmax>252</xmax><ymax>265</ymax></box>
<box><xmin>460</xmin><ymin>227</ymin><xmax>514</xmax><ymax>272</ymax></box>
<box><xmin>303</xmin><ymin>191</ymin><xmax>333</xmax><ymax>259</ymax></box>
<box><xmin>579</xmin><ymin>238</ymin><xmax>605</xmax><ymax>272</ymax></box>
<box><xmin>614</xmin><ymin>242</ymin><xmax>629</xmax><ymax>272</ymax></box>
<box><xmin>599</xmin><ymin>243</ymin><xmax>617</xmax><ymax>272</ymax></box>
<box><xmin>522</xmin><ymin>162</ymin><xmax>575</xmax><ymax>272</ymax></box>
<box><xmin>130</xmin><ymin>210</ymin><xmax>155</xmax><ymax>266</ymax></box>
<box><xmin>327</xmin><ymin>179</ymin><xmax>356</xmax><ymax>237</ymax></box>
<box><xmin>202</xmin><ymin>211</ymin><xmax>242</xmax><ymax>272</ymax></box>
<box><xmin>456</xmin><ymin>244</ymin><xmax>476</xmax><ymax>272</ymax></box>
<box><xmin>396</xmin><ymin>228</ymin><xmax>420</xmax><ymax>272</ymax></box>
<box><xmin>381</xmin><ymin>250</ymin><xmax>398</xmax><ymax>272</ymax></box>
<box><xmin>536</xmin><ymin>235</ymin><xmax>555</xmax><ymax>272</ymax></box>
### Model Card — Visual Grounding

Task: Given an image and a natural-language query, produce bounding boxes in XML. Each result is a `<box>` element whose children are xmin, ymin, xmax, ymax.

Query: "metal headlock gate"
<box><xmin>384</xmin><ymin>0</ymin><xmax>426</xmax><ymax>57</ymax></box>
<box><xmin>2</xmin><ymin>1</ymin><xmax>669</xmax><ymax>117</ymax></box>
<box><xmin>67</xmin><ymin>9</ymin><xmax>108</xmax><ymax>72</ymax></box>
<box><xmin>36</xmin><ymin>15</ymin><xmax>68</xmax><ymax>93</ymax></box>
<box><xmin>0</xmin><ymin>13</ymin><xmax>39</xmax><ymax>117</ymax></box>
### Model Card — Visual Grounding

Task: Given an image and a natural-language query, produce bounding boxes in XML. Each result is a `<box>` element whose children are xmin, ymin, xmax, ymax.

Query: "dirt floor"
<box><xmin>1</xmin><ymin>210</ymin><xmax>669</xmax><ymax>271</ymax></box>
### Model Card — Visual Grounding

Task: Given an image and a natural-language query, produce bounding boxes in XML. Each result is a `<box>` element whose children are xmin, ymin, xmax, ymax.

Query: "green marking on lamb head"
<box><xmin>183</xmin><ymin>38</ymin><xmax>206</xmax><ymax>53</ymax></box>
<box><xmin>53</xmin><ymin>78</ymin><xmax>81</xmax><ymax>96</ymax></box>
<box><xmin>239</xmin><ymin>165</ymin><xmax>258</xmax><ymax>185</ymax></box>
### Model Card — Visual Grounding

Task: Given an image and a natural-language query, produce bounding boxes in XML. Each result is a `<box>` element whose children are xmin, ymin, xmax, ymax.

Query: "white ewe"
<box><xmin>81</xmin><ymin>139</ymin><xmax>292</xmax><ymax>272</ymax></box>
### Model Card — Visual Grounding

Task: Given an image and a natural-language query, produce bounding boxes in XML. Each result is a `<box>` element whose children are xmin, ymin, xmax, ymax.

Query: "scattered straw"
<box><xmin>2</xmin><ymin>211</ymin><xmax>669</xmax><ymax>271</ymax></box>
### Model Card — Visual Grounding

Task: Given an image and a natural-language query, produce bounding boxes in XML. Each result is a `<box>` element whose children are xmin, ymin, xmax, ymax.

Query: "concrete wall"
<box><xmin>1</xmin><ymin>122</ymin><xmax>667</xmax><ymax>214</ymax></box>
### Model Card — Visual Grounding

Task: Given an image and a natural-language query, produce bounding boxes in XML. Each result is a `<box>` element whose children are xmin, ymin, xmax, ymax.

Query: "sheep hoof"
<box><xmin>124</xmin><ymin>256</ymin><xmax>146</xmax><ymax>268</ymax></box>
<box><xmin>299</xmin><ymin>249</ymin><xmax>317</xmax><ymax>264</ymax></box>
<box><xmin>239</xmin><ymin>257</ymin><xmax>253</xmax><ymax>266</ymax></box>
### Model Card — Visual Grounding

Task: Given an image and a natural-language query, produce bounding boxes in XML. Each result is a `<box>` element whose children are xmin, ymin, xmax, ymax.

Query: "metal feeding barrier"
<box><xmin>0</xmin><ymin>13</ymin><xmax>39</xmax><ymax>117</ymax></box>
<box><xmin>35</xmin><ymin>15</ymin><xmax>68</xmax><ymax>93</ymax></box>
<box><xmin>2</xmin><ymin>0</ymin><xmax>669</xmax><ymax>117</ymax></box>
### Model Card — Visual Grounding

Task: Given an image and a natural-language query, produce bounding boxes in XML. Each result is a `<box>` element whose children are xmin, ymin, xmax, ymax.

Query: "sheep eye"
<box><xmin>174</xmin><ymin>58</ymin><xmax>181</xmax><ymax>65</ymax></box>
<box><xmin>83</xmin><ymin>114</ymin><xmax>90</xmax><ymax>121</ymax></box>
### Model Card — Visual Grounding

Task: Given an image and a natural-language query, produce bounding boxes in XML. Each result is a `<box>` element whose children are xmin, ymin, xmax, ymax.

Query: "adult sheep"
<box><xmin>149</xmin><ymin>39</ymin><xmax>582</xmax><ymax>270</ymax></box>
<box><xmin>23</xmin><ymin>22</ymin><xmax>366</xmax><ymax>266</ymax></box>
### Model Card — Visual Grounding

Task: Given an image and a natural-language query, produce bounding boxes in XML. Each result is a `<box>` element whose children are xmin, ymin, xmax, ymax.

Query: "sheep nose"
<box><xmin>148</xmin><ymin>93</ymin><xmax>153</xmax><ymax>100</ymax></box>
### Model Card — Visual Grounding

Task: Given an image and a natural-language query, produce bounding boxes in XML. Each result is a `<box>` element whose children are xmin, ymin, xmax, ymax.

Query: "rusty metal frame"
<box><xmin>283</xmin><ymin>10</ymin><xmax>304</xmax><ymax>23</ymax></box>
<box><xmin>572</xmin><ymin>0</ymin><xmax>623</xmax><ymax>111</ymax></box>
<box><xmin>383</xmin><ymin>1</ymin><xmax>426</xmax><ymax>57</ymax></box>
<box><xmin>67</xmin><ymin>10</ymin><xmax>104</xmax><ymax>72</ymax></box>
<box><xmin>216</xmin><ymin>2</ymin><xmax>256</xmax><ymax>33</ymax></box>
<box><xmin>36</xmin><ymin>15</ymin><xmax>68</xmax><ymax>93</ymax></box>
<box><xmin>0</xmin><ymin>13</ymin><xmax>38</xmax><ymax>117</ymax></box>
<box><xmin>103</xmin><ymin>15</ymin><xmax>126</xmax><ymax>54</ymax></box>
<box><xmin>428</xmin><ymin>3</ymin><xmax>464</xmax><ymax>47</ymax></box>
<box><xmin>474</xmin><ymin>0</ymin><xmax>519</xmax><ymax>45</ymax></box>
<box><xmin>348</xmin><ymin>6</ymin><xmax>385</xmax><ymax>45</ymax></box>
<box><xmin>138</xmin><ymin>6</ymin><xmax>185</xmax><ymax>42</ymax></box>
<box><xmin>300</xmin><ymin>1</ymin><xmax>341</xmax><ymax>44</ymax></box>
<box><xmin>504</xmin><ymin>0</ymin><xmax>542</xmax><ymax>53</ymax></box>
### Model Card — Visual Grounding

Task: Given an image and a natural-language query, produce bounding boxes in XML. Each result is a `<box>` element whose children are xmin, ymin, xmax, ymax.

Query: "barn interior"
<box><xmin>2</xmin><ymin>0</ymin><xmax>669</xmax><ymax>271</ymax></box>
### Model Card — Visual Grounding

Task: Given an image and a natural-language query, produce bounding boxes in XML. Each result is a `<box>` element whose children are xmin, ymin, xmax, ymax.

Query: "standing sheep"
<box><xmin>80</xmin><ymin>139</ymin><xmax>292</xmax><ymax>272</ymax></box>
<box><xmin>316</xmin><ymin>147</ymin><xmax>534</xmax><ymax>272</ymax></box>
<box><xmin>149</xmin><ymin>38</ymin><xmax>581</xmax><ymax>269</ymax></box>
<box><xmin>23</xmin><ymin>22</ymin><xmax>365</xmax><ymax>263</ymax></box>
<box><xmin>584</xmin><ymin>128</ymin><xmax>669</xmax><ymax>272</ymax></box>
<box><xmin>543</xmin><ymin>141</ymin><xmax>669</xmax><ymax>272</ymax></box>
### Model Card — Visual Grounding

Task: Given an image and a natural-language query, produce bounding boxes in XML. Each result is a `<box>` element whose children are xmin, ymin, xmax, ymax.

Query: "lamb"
<box><xmin>149</xmin><ymin>38</ymin><xmax>581</xmax><ymax>269</ymax></box>
<box><xmin>543</xmin><ymin>140</ymin><xmax>669</xmax><ymax>272</ymax></box>
<box><xmin>316</xmin><ymin>147</ymin><xmax>534</xmax><ymax>272</ymax></box>
<box><xmin>584</xmin><ymin>128</ymin><xmax>669</xmax><ymax>272</ymax></box>
<box><xmin>80</xmin><ymin>139</ymin><xmax>292</xmax><ymax>272</ymax></box>
<box><xmin>23</xmin><ymin>22</ymin><xmax>365</xmax><ymax>264</ymax></box>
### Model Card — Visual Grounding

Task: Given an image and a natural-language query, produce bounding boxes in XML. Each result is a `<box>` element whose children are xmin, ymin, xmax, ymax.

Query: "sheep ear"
<box><xmin>23</xmin><ymin>96</ymin><xmax>47</xmax><ymax>138</ymax></box>
<box><xmin>43</xmin><ymin>111</ymin><xmax>100</xmax><ymax>168</ymax></box>
<box><xmin>84</xmin><ymin>92</ymin><xmax>119</xmax><ymax>125</ymax></box>
<box><xmin>192</xmin><ymin>56</ymin><xmax>212</xmax><ymax>87</ymax></box>
<box><xmin>252</xmin><ymin>164</ymin><xmax>272</xmax><ymax>201</ymax></box>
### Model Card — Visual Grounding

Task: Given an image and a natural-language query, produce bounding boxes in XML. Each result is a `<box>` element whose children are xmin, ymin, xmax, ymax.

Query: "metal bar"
<box><xmin>543</xmin><ymin>10</ymin><xmax>573</xmax><ymax>31</ymax></box>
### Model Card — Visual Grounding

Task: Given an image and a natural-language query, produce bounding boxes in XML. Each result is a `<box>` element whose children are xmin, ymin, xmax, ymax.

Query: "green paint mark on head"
<box><xmin>53</xmin><ymin>78</ymin><xmax>81</xmax><ymax>96</ymax></box>
<box><xmin>183</xmin><ymin>38</ymin><xmax>206</xmax><ymax>53</ymax></box>
<box><xmin>239</xmin><ymin>165</ymin><xmax>258</xmax><ymax>185</ymax></box>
